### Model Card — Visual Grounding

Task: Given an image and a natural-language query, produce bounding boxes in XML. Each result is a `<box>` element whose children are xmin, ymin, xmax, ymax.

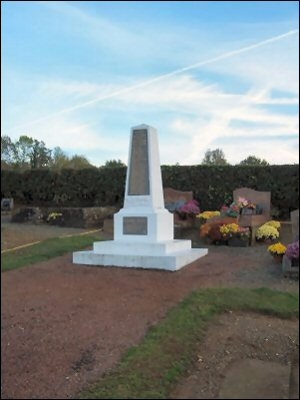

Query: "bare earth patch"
<box><xmin>1</xmin><ymin>219</ymin><xmax>299</xmax><ymax>399</ymax></box>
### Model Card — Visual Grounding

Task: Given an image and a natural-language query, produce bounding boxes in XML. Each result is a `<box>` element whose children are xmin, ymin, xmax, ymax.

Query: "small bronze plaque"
<box><xmin>123</xmin><ymin>217</ymin><xmax>148</xmax><ymax>235</ymax></box>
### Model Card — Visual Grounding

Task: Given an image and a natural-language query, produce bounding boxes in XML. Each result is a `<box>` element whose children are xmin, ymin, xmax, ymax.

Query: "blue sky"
<box><xmin>2</xmin><ymin>1</ymin><xmax>299</xmax><ymax>166</ymax></box>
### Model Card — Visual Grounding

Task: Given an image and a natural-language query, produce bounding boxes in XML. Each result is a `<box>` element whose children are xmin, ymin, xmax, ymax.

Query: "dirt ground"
<box><xmin>1</xmin><ymin>217</ymin><xmax>299</xmax><ymax>399</ymax></box>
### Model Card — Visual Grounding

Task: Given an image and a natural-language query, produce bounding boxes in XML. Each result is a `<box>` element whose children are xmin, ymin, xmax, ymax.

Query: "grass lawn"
<box><xmin>1</xmin><ymin>234</ymin><xmax>100</xmax><ymax>272</ymax></box>
<box><xmin>77</xmin><ymin>287</ymin><xmax>299</xmax><ymax>399</ymax></box>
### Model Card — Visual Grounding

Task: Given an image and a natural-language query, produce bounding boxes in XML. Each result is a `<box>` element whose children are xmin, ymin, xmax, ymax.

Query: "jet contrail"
<box><xmin>7</xmin><ymin>29</ymin><xmax>299</xmax><ymax>132</ymax></box>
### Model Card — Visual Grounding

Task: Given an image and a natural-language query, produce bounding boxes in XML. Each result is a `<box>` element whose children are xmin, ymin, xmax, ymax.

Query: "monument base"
<box><xmin>73</xmin><ymin>240</ymin><xmax>208</xmax><ymax>271</ymax></box>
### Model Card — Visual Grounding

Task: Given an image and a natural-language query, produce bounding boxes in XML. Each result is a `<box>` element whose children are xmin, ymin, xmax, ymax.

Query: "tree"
<box><xmin>1</xmin><ymin>135</ymin><xmax>96</xmax><ymax>170</ymax></box>
<box><xmin>50</xmin><ymin>147</ymin><xmax>70</xmax><ymax>170</ymax></box>
<box><xmin>201</xmin><ymin>148</ymin><xmax>229</xmax><ymax>165</ymax></box>
<box><xmin>1</xmin><ymin>135</ymin><xmax>15</xmax><ymax>168</ymax></box>
<box><xmin>239</xmin><ymin>156</ymin><xmax>269</xmax><ymax>166</ymax></box>
<box><xmin>30</xmin><ymin>139</ymin><xmax>52</xmax><ymax>169</ymax></box>
<box><xmin>67</xmin><ymin>155</ymin><xmax>93</xmax><ymax>169</ymax></box>
<box><xmin>12</xmin><ymin>135</ymin><xmax>34</xmax><ymax>169</ymax></box>
<box><xmin>103</xmin><ymin>159</ymin><xmax>126</xmax><ymax>168</ymax></box>
<box><xmin>2</xmin><ymin>135</ymin><xmax>52</xmax><ymax>170</ymax></box>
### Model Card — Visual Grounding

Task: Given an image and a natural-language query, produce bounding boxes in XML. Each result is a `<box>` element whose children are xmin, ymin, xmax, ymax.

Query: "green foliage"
<box><xmin>1</xmin><ymin>234</ymin><xmax>100</xmax><ymax>272</ymax></box>
<box><xmin>67</xmin><ymin>155</ymin><xmax>94</xmax><ymax>169</ymax></box>
<box><xmin>103</xmin><ymin>159</ymin><xmax>126</xmax><ymax>168</ymax></box>
<box><xmin>239</xmin><ymin>156</ymin><xmax>269</xmax><ymax>166</ymax></box>
<box><xmin>77</xmin><ymin>287</ymin><xmax>298</xmax><ymax>399</ymax></box>
<box><xmin>50</xmin><ymin>146</ymin><xmax>70</xmax><ymax>170</ymax></box>
<box><xmin>1</xmin><ymin>135</ymin><xmax>94</xmax><ymax>171</ymax></box>
<box><xmin>161</xmin><ymin>164</ymin><xmax>299</xmax><ymax>219</ymax></box>
<box><xmin>5</xmin><ymin>135</ymin><xmax>53</xmax><ymax>170</ymax></box>
<box><xmin>1</xmin><ymin>164</ymin><xmax>298</xmax><ymax>218</ymax></box>
<box><xmin>1</xmin><ymin>135</ymin><xmax>15</xmax><ymax>166</ymax></box>
<box><xmin>201</xmin><ymin>148</ymin><xmax>229</xmax><ymax>165</ymax></box>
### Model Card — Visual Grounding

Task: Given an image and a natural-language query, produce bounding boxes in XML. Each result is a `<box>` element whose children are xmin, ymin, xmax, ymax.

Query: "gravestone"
<box><xmin>73</xmin><ymin>124</ymin><xmax>207</xmax><ymax>271</ymax></box>
<box><xmin>290</xmin><ymin>209</ymin><xmax>299</xmax><ymax>241</ymax></box>
<box><xmin>164</xmin><ymin>187</ymin><xmax>193</xmax><ymax>211</ymax></box>
<box><xmin>233</xmin><ymin>187</ymin><xmax>271</xmax><ymax>245</ymax></box>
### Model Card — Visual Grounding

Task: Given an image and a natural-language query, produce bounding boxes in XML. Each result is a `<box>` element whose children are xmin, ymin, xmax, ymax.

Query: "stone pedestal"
<box><xmin>73</xmin><ymin>124</ymin><xmax>207</xmax><ymax>271</ymax></box>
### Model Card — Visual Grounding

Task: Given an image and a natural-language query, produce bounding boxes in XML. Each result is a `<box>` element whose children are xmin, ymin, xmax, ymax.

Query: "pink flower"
<box><xmin>178</xmin><ymin>199</ymin><xmax>200</xmax><ymax>215</ymax></box>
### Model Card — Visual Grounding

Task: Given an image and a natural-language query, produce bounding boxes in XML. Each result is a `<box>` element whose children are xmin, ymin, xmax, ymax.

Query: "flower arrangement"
<box><xmin>237</xmin><ymin>196</ymin><xmax>256</xmax><ymax>210</ymax></box>
<box><xmin>196</xmin><ymin>211</ymin><xmax>220</xmax><ymax>221</ymax></box>
<box><xmin>177</xmin><ymin>199</ymin><xmax>200</xmax><ymax>218</ymax></box>
<box><xmin>235</xmin><ymin>226</ymin><xmax>251</xmax><ymax>240</ymax></box>
<box><xmin>255</xmin><ymin>223</ymin><xmax>279</xmax><ymax>241</ymax></box>
<box><xmin>221</xmin><ymin>202</ymin><xmax>240</xmax><ymax>218</ymax></box>
<box><xmin>47</xmin><ymin>212</ymin><xmax>63</xmax><ymax>222</ymax></box>
<box><xmin>200</xmin><ymin>222</ymin><xmax>212</xmax><ymax>238</ymax></box>
<box><xmin>220</xmin><ymin>223</ymin><xmax>239</xmax><ymax>238</ymax></box>
<box><xmin>200</xmin><ymin>221</ymin><xmax>225</xmax><ymax>244</ymax></box>
<box><xmin>236</xmin><ymin>196</ymin><xmax>258</xmax><ymax>215</ymax></box>
<box><xmin>264</xmin><ymin>220</ymin><xmax>281</xmax><ymax>230</ymax></box>
<box><xmin>220</xmin><ymin>223</ymin><xmax>250</xmax><ymax>241</ymax></box>
<box><xmin>237</xmin><ymin>196</ymin><xmax>249</xmax><ymax>208</ymax></box>
<box><xmin>285</xmin><ymin>240</ymin><xmax>299</xmax><ymax>261</ymax></box>
<box><xmin>267</xmin><ymin>242</ymin><xmax>287</xmax><ymax>256</ymax></box>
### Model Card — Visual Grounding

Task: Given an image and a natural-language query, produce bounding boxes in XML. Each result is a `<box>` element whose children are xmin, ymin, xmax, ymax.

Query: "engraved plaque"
<box><xmin>128</xmin><ymin>129</ymin><xmax>150</xmax><ymax>195</ymax></box>
<box><xmin>123</xmin><ymin>217</ymin><xmax>148</xmax><ymax>235</ymax></box>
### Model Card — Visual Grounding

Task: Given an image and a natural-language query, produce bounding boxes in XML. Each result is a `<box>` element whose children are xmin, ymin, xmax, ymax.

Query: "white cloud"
<box><xmin>3</xmin><ymin>3</ymin><xmax>298</xmax><ymax>167</ymax></box>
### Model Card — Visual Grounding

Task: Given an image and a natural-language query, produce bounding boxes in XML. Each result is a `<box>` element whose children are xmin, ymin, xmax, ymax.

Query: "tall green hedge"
<box><xmin>1</xmin><ymin>165</ymin><xmax>298</xmax><ymax>219</ymax></box>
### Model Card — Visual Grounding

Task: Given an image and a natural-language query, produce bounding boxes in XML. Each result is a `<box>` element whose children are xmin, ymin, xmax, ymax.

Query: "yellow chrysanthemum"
<box><xmin>256</xmin><ymin>224</ymin><xmax>279</xmax><ymax>240</ymax></box>
<box><xmin>220</xmin><ymin>223</ymin><xmax>239</xmax><ymax>236</ymax></box>
<box><xmin>196</xmin><ymin>211</ymin><xmax>220</xmax><ymax>220</ymax></box>
<box><xmin>267</xmin><ymin>242</ymin><xmax>286</xmax><ymax>255</ymax></box>
<box><xmin>264</xmin><ymin>220</ymin><xmax>281</xmax><ymax>229</ymax></box>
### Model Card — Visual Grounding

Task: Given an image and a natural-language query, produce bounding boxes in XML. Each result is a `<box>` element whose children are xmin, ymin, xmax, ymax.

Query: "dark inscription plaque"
<box><xmin>128</xmin><ymin>129</ymin><xmax>150</xmax><ymax>195</ymax></box>
<box><xmin>123</xmin><ymin>217</ymin><xmax>148</xmax><ymax>235</ymax></box>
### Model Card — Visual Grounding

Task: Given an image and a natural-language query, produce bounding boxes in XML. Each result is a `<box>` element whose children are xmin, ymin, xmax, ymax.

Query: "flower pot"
<box><xmin>264</xmin><ymin>238</ymin><xmax>277</xmax><ymax>245</ymax></box>
<box><xmin>291</xmin><ymin>258</ymin><xmax>299</xmax><ymax>267</ymax></box>
<box><xmin>241</xmin><ymin>208</ymin><xmax>255</xmax><ymax>215</ymax></box>
<box><xmin>282</xmin><ymin>254</ymin><xmax>299</xmax><ymax>277</ymax></box>
<box><xmin>272</xmin><ymin>254</ymin><xmax>283</xmax><ymax>264</ymax></box>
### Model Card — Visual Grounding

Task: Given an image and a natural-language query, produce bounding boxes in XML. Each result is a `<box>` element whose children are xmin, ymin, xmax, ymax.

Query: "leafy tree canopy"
<box><xmin>239</xmin><ymin>155</ymin><xmax>269</xmax><ymax>166</ymax></box>
<box><xmin>103</xmin><ymin>159</ymin><xmax>126</xmax><ymax>168</ymax></box>
<box><xmin>201</xmin><ymin>148</ymin><xmax>229</xmax><ymax>165</ymax></box>
<box><xmin>1</xmin><ymin>135</ymin><xmax>94</xmax><ymax>170</ymax></box>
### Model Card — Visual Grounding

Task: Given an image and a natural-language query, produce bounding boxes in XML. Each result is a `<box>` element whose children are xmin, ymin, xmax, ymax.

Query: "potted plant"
<box><xmin>177</xmin><ymin>199</ymin><xmax>200</xmax><ymax>220</ymax></box>
<box><xmin>220</xmin><ymin>223</ymin><xmax>250</xmax><ymax>246</ymax></box>
<box><xmin>200</xmin><ymin>221</ymin><xmax>226</xmax><ymax>245</ymax></box>
<box><xmin>285</xmin><ymin>240</ymin><xmax>299</xmax><ymax>266</ymax></box>
<box><xmin>220</xmin><ymin>202</ymin><xmax>240</xmax><ymax>218</ymax></box>
<box><xmin>267</xmin><ymin>242</ymin><xmax>287</xmax><ymax>263</ymax></box>
<box><xmin>196</xmin><ymin>210</ymin><xmax>220</xmax><ymax>222</ymax></box>
<box><xmin>282</xmin><ymin>240</ymin><xmax>299</xmax><ymax>277</ymax></box>
<box><xmin>195</xmin><ymin>210</ymin><xmax>220</xmax><ymax>229</ymax></box>
<box><xmin>264</xmin><ymin>220</ymin><xmax>281</xmax><ymax>230</ymax></box>
<box><xmin>237</xmin><ymin>197</ymin><xmax>257</xmax><ymax>215</ymax></box>
<box><xmin>255</xmin><ymin>223</ymin><xmax>279</xmax><ymax>243</ymax></box>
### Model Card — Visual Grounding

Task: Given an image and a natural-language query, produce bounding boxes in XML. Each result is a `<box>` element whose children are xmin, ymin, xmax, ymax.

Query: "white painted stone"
<box><xmin>73</xmin><ymin>248</ymin><xmax>208</xmax><ymax>271</ymax></box>
<box><xmin>73</xmin><ymin>124</ymin><xmax>208</xmax><ymax>271</ymax></box>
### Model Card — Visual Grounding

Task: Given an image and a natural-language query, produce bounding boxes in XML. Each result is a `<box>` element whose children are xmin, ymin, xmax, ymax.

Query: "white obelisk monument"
<box><xmin>73</xmin><ymin>124</ymin><xmax>207</xmax><ymax>271</ymax></box>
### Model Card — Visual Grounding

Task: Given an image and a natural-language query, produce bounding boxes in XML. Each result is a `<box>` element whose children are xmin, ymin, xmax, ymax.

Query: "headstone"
<box><xmin>73</xmin><ymin>124</ymin><xmax>208</xmax><ymax>271</ymax></box>
<box><xmin>164</xmin><ymin>187</ymin><xmax>193</xmax><ymax>209</ymax></box>
<box><xmin>290</xmin><ymin>209</ymin><xmax>299</xmax><ymax>241</ymax></box>
<box><xmin>233</xmin><ymin>187</ymin><xmax>271</xmax><ymax>217</ymax></box>
<box><xmin>233</xmin><ymin>187</ymin><xmax>271</xmax><ymax>245</ymax></box>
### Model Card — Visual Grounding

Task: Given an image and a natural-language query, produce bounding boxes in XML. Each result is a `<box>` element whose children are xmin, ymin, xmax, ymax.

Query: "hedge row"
<box><xmin>1</xmin><ymin>165</ymin><xmax>298</xmax><ymax>219</ymax></box>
